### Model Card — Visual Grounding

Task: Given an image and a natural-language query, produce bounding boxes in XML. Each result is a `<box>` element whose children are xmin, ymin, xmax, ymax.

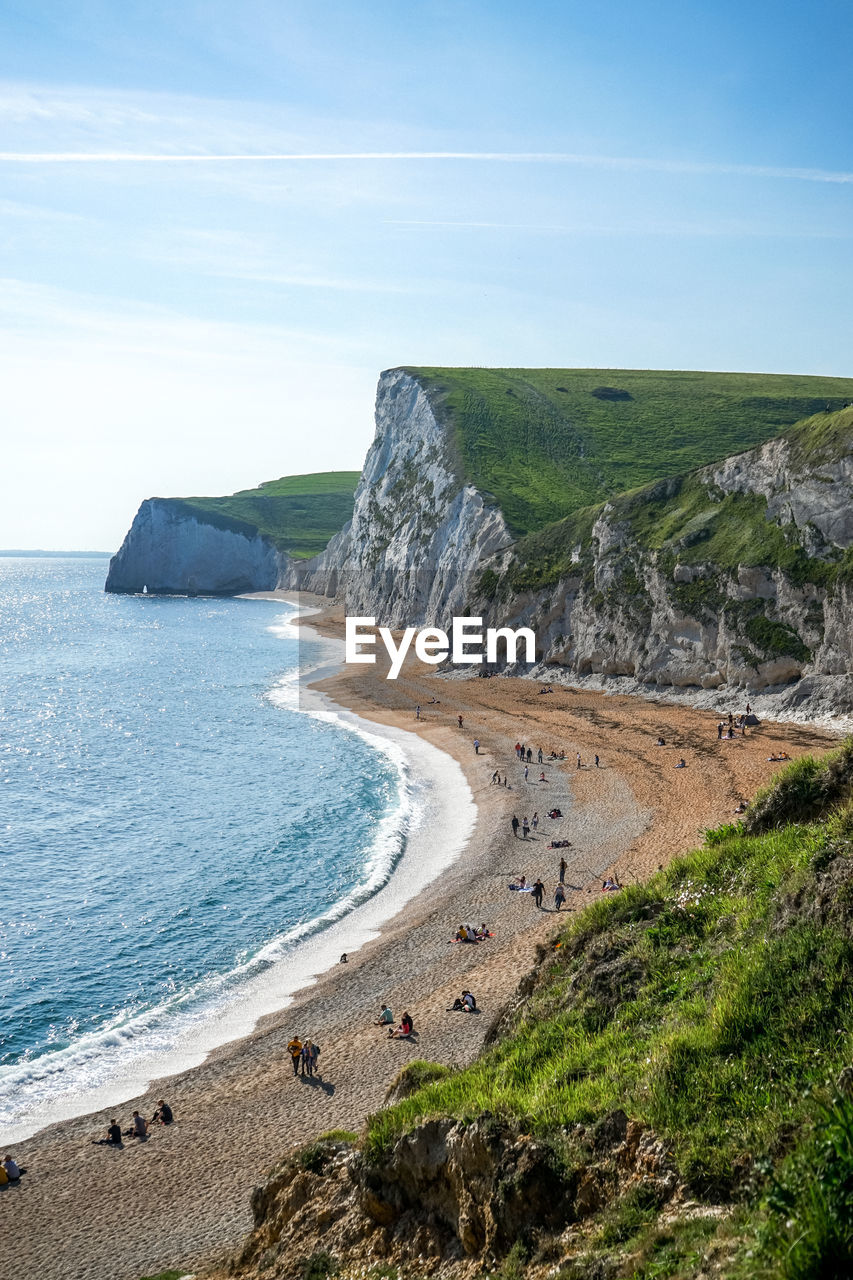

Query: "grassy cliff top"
<box><xmin>362</xmin><ymin>743</ymin><xmax>853</xmax><ymax>1277</ymax></box>
<box><xmin>175</xmin><ymin>470</ymin><xmax>360</xmax><ymax>558</ymax></box>
<box><xmin>404</xmin><ymin>367</ymin><xmax>853</xmax><ymax>538</ymax></box>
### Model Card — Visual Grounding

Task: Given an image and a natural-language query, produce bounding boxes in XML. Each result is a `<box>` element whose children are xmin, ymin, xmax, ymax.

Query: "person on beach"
<box><xmin>532</xmin><ymin>879</ymin><xmax>545</xmax><ymax>908</ymax></box>
<box><xmin>527</xmin><ymin>747</ymin><xmax>532</xmax><ymax>763</ymax></box>
<box><xmin>416</xmin><ymin>705</ymin><xmax>420</xmax><ymax>720</ymax></box>
<box><xmin>532</xmin><ymin>811</ymin><xmax>539</xmax><ymax>832</ymax></box>
<box><xmin>390</xmin><ymin>1012</ymin><xmax>413</xmax><ymax>1039</ymax></box>
<box><xmin>374</xmin><ymin>1004</ymin><xmax>394</xmax><ymax>1026</ymax></box>
<box><xmin>474</xmin><ymin>738</ymin><xmax>480</xmax><ymax>754</ymax></box>
<box><xmin>524</xmin><ymin>765</ymin><xmax>529</xmax><ymax>781</ymax></box>
<box><xmin>2</xmin><ymin>1156</ymin><xmax>23</xmax><ymax>1182</ymax></box>
<box><xmin>125</xmin><ymin>1111</ymin><xmax>147</xmax><ymax>1139</ymax></box>
<box><xmin>458</xmin><ymin>715</ymin><xmax>463</xmax><ymax>728</ymax></box>
<box><xmin>92</xmin><ymin>1120</ymin><xmax>122</xmax><ymax>1147</ymax></box>
<box><xmin>287</xmin><ymin>1036</ymin><xmax>303</xmax><ymax>1076</ymax></box>
<box><xmin>538</xmin><ymin>747</ymin><xmax>543</xmax><ymax>764</ymax></box>
<box><xmin>576</xmin><ymin>752</ymin><xmax>582</xmax><ymax>769</ymax></box>
<box><xmin>151</xmin><ymin>1099</ymin><xmax>173</xmax><ymax>1126</ymax></box>
<box><xmin>559</xmin><ymin>856</ymin><xmax>567</xmax><ymax>882</ymax></box>
<box><xmin>594</xmin><ymin>755</ymin><xmax>600</xmax><ymax>768</ymax></box>
<box><xmin>555</xmin><ymin>883</ymin><xmax>567</xmax><ymax>911</ymax></box>
<box><xmin>511</xmin><ymin>815</ymin><xmax>520</xmax><ymax>837</ymax></box>
<box><xmin>301</xmin><ymin>1040</ymin><xmax>315</xmax><ymax>1077</ymax></box>
<box><xmin>492</xmin><ymin>769</ymin><xmax>500</xmax><ymax>784</ymax></box>
<box><xmin>676</xmin><ymin>758</ymin><xmax>686</xmax><ymax>768</ymax></box>
<box><xmin>539</xmin><ymin>770</ymin><xmax>547</xmax><ymax>782</ymax></box>
<box><xmin>522</xmin><ymin>816</ymin><xmax>530</xmax><ymax>838</ymax></box>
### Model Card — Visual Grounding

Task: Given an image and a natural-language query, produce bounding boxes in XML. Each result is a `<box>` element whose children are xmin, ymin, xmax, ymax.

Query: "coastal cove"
<box><xmin>0</xmin><ymin>592</ymin><xmax>836</xmax><ymax>1280</ymax></box>
<box><xmin>0</xmin><ymin>565</ymin><xmax>474</xmax><ymax>1147</ymax></box>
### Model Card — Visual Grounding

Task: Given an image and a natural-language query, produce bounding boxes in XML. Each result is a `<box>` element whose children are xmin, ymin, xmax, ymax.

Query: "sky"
<box><xmin>1</xmin><ymin>0</ymin><xmax>851</xmax><ymax>550</ymax></box>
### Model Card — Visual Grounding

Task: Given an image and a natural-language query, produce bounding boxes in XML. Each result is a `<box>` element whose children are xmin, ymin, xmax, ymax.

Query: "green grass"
<box><xmin>174</xmin><ymin>470</ymin><xmax>360</xmax><ymax>558</ymax></box>
<box><xmin>364</xmin><ymin>745</ymin><xmax>853</xmax><ymax>1212</ymax></box>
<box><xmin>405</xmin><ymin>367</ymin><xmax>853</xmax><ymax>538</ymax></box>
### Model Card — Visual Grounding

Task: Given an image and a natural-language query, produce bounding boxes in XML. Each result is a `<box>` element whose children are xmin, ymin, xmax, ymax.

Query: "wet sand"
<box><xmin>0</xmin><ymin>604</ymin><xmax>835</xmax><ymax>1280</ymax></box>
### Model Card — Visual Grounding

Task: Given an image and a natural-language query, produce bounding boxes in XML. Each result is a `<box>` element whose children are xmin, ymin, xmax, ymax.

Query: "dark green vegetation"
<box><xmin>175</xmin><ymin>471</ymin><xmax>360</xmax><ymax>558</ymax></box>
<box><xmin>406</xmin><ymin>367</ymin><xmax>853</xmax><ymax>538</ymax></box>
<box><xmin>362</xmin><ymin>742</ymin><xmax>853</xmax><ymax>1277</ymax></box>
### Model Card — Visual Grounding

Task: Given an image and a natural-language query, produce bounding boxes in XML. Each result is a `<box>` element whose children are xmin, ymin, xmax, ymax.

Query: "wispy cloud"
<box><xmin>0</xmin><ymin>150</ymin><xmax>852</xmax><ymax>184</ymax></box>
<box><xmin>385</xmin><ymin>218</ymin><xmax>853</xmax><ymax>239</ymax></box>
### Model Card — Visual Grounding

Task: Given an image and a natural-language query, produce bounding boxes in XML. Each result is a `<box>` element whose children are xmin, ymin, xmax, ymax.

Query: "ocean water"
<box><xmin>0</xmin><ymin>558</ymin><xmax>412</xmax><ymax>1139</ymax></box>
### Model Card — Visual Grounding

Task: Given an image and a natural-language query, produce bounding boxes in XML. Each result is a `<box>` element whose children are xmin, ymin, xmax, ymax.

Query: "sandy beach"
<box><xmin>0</xmin><ymin>600</ymin><xmax>837</xmax><ymax>1280</ymax></box>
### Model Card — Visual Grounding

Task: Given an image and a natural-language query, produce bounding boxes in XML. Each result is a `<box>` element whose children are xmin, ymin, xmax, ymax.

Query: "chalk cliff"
<box><xmin>290</xmin><ymin>368</ymin><xmax>512</xmax><ymax>623</ymax></box>
<box><xmin>105</xmin><ymin>499</ymin><xmax>283</xmax><ymax>595</ymax></box>
<box><xmin>474</xmin><ymin>409</ymin><xmax>853</xmax><ymax>717</ymax></box>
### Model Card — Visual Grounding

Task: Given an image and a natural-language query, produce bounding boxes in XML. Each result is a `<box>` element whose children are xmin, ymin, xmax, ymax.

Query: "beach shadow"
<box><xmin>302</xmin><ymin>1076</ymin><xmax>335</xmax><ymax>1095</ymax></box>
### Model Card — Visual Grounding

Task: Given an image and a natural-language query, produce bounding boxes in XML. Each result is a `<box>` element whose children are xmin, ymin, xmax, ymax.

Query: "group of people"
<box><xmin>373</xmin><ymin>1004</ymin><xmax>415</xmax><ymax>1038</ymax></box>
<box><xmin>447</xmin><ymin>990</ymin><xmax>477</xmax><ymax>1012</ymax></box>
<box><xmin>287</xmin><ymin>1036</ymin><xmax>321</xmax><ymax>1077</ymax></box>
<box><xmin>508</xmin><ymin>875</ymin><xmax>570</xmax><ymax>911</ymax></box>
<box><xmin>452</xmin><ymin>922</ymin><xmax>491</xmax><ymax>942</ymax></box>
<box><xmin>92</xmin><ymin>1100</ymin><xmax>173</xmax><ymax>1147</ymax></box>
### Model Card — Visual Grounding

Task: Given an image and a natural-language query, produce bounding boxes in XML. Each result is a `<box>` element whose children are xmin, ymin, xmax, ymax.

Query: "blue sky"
<box><xmin>1</xmin><ymin>0</ymin><xmax>851</xmax><ymax>548</ymax></box>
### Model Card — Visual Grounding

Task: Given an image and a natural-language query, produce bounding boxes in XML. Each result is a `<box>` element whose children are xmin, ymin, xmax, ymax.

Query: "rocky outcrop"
<box><xmin>214</xmin><ymin>1113</ymin><xmax>680</xmax><ymax>1280</ymax></box>
<box><xmin>105</xmin><ymin>499</ymin><xmax>284</xmax><ymax>595</ymax></box>
<box><xmin>474</xmin><ymin>418</ymin><xmax>853</xmax><ymax>715</ymax></box>
<box><xmin>290</xmin><ymin>368</ymin><xmax>512</xmax><ymax>625</ymax></box>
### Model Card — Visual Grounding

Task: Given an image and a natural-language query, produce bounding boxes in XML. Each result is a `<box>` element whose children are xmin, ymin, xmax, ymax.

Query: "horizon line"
<box><xmin>0</xmin><ymin>150</ymin><xmax>851</xmax><ymax>183</ymax></box>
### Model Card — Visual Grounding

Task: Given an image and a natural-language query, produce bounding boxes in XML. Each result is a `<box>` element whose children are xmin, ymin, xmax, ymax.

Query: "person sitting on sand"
<box><xmin>601</xmin><ymin>877</ymin><xmax>621</xmax><ymax>892</ymax></box>
<box><xmin>287</xmin><ymin>1036</ymin><xmax>303</xmax><ymax>1076</ymax></box>
<box><xmin>548</xmin><ymin>808</ymin><xmax>563</xmax><ymax>819</ymax></box>
<box><xmin>374</xmin><ymin>1004</ymin><xmax>394</xmax><ymax>1026</ymax></box>
<box><xmin>151</xmin><ymin>1099</ymin><xmax>173</xmax><ymax>1125</ymax></box>
<box><xmin>656</xmin><ymin>736</ymin><xmax>666</xmax><ymax>746</ymax></box>
<box><xmin>734</xmin><ymin>800</ymin><xmax>748</xmax><ymax>814</ymax></box>
<box><xmin>476</xmin><ymin>923</ymin><xmax>491</xmax><ymax>939</ymax></box>
<box><xmin>676</xmin><ymin>758</ymin><xmax>686</xmax><ymax>768</ymax></box>
<box><xmin>448</xmin><ymin>991</ymin><xmax>477</xmax><ymax>1012</ymax></box>
<box><xmin>390</xmin><ymin>1012</ymin><xmax>413</xmax><ymax>1039</ymax></box>
<box><xmin>2</xmin><ymin>1155</ymin><xmax>23</xmax><ymax>1182</ymax></box>
<box><xmin>125</xmin><ymin>1111</ymin><xmax>147</xmax><ymax>1139</ymax></box>
<box><xmin>92</xmin><ymin>1120</ymin><xmax>122</xmax><ymax>1147</ymax></box>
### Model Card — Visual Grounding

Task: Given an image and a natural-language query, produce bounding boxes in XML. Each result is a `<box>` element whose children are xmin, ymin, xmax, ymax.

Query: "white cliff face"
<box><xmin>105</xmin><ymin>500</ymin><xmax>283</xmax><ymax>595</ymax></box>
<box><xmin>293</xmin><ymin>369</ymin><xmax>513</xmax><ymax>625</ymax></box>
<box><xmin>479</xmin><ymin>425</ymin><xmax>853</xmax><ymax>715</ymax></box>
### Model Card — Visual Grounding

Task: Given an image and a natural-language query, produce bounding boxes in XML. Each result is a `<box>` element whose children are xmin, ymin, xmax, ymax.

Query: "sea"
<box><xmin>0</xmin><ymin>556</ymin><xmax>467</xmax><ymax>1144</ymax></box>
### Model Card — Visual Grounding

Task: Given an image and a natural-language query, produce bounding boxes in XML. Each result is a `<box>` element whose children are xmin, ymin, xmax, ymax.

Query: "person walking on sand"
<box><xmin>474</xmin><ymin>738</ymin><xmax>480</xmax><ymax>754</ymax></box>
<box><xmin>559</xmin><ymin>856</ymin><xmax>567</xmax><ymax>882</ymax></box>
<box><xmin>491</xmin><ymin>769</ymin><xmax>499</xmax><ymax>785</ymax></box>
<box><xmin>511</xmin><ymin>815</ymin><xmax>520</xmax><ymax>837</ymax></box>
<box><xmin>555</xmin><ymin>883</ymin><xmax>567</xmax><ymax>911</ymax></box>
<box><xmin>576</xmin><ymin>752</ymin><xmax>582</xmax><ymax>769</ymax></box>
<box><xmin>524</xmin><ymin>764</ymin><xmax>529</xmax><ymax>782</ymax></box>
<box><xmin>532</xmin><ymin>811</ymin><xmax>539</xmax><ymax>832</ymax></box>
<box><xmin>532</xmin><ymin>878</ymin><xmax>545</xmax><ymax>908</ymax></box>
<box><xmin>458</xmin><ymin>715</ymin><xmax>464</xmax><ymax>729</ymax></box>
<box><xmin>416</xmin><ymin>705</ymin><xmax>420</xmax><ymax>720</ymax></box>
<box><xmin>538</xmin><ymin>747</ymin><xmax>543</xmax><ymax>764</ymax></box>
<box><xmin>287</xmin><ymin>1035</ymin><xmax>303</xmax><ymax>1076</ymax></box>
<box><xmin>595</xmin><ymin>754</ymin><xmax>600</xmax><ymax>768</ymax></box>
<box><xmin>301</xmin><ymin>1040</ymin><xmax>315</xmax><ymax>1077</ymax></box>
<box><xmin>522</xmin><ymin>816</ymin><xmax>530</xmax><ymax>839</ymax></box>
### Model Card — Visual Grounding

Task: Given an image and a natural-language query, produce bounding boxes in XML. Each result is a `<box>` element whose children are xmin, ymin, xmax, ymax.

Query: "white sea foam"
<box><xmin>0</xmin><ymin>605</ymin><xmax>475</xmax><ymax>1144</ymax></box>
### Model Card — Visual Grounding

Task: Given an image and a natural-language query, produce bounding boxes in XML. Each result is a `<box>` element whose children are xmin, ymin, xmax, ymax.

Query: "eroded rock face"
<box><xmin>105</xmin><ymin>499</ymin><xmax>283</xmax><ymax>595</ymax></box>
<box><xmin>291</xmin><ymin>369</ymin><xmax>512</xmax><ymax>626</ymax></box>
<box><xmin>223</xmin><ymin>1115</ymin><xmax>680</xmax><ymax>1280</ymax></box>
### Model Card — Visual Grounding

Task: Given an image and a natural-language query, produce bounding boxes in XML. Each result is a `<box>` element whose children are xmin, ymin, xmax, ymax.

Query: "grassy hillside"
<box><xmin>176</xmin><ymin>470</ymin><xmax>360</xmax><ymax>559</ymax></box>
<box><xmin>498</xmin><ymin>406</ymin><xmax>853</xmax><ymax>601</ymax></box>
<box><xmin>405</xmin><ymin>367</ymin><xmax>853</xmax><ymax>538</ymax></box>
<box><xmin>362</xmin><ymin>743</ymin><xmax>853</xmax><ymax>1278</ymax></box>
